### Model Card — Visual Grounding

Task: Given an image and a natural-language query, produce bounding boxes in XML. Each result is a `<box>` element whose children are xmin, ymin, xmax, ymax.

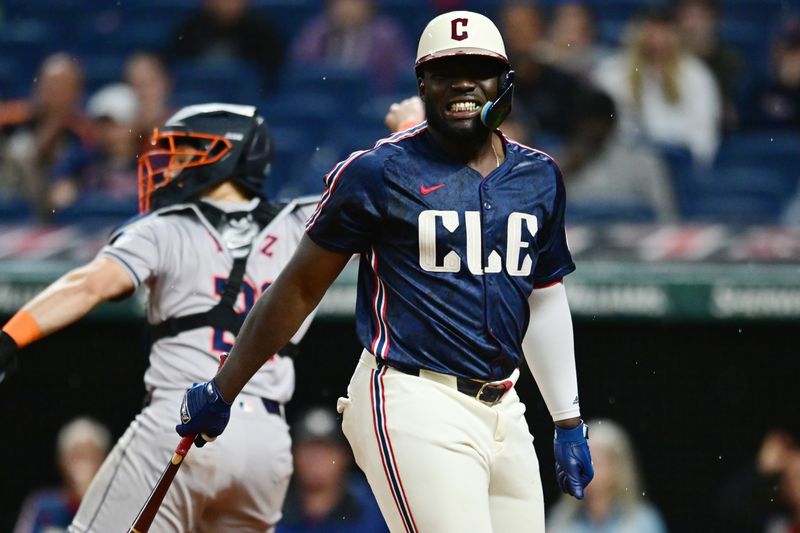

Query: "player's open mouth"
<box><xmin>446</xmin><ymin>100</ymin><xmax>481</xmax><ymax>119</ymax></box>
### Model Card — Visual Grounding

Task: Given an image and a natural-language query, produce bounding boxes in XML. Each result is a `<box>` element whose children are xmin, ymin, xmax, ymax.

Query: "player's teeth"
<box><xmin>450</xmin><ymin>102</ymin><xmax>478</xmax><ymax>112</ymax></box>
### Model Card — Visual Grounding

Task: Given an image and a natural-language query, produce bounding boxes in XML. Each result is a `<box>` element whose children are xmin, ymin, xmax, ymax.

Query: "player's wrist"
<box><xmin>209</xmin><ymin>378</ymin><xmax>233</xmax><ymax>406</ymax></box>
<box><xmin>554</xmin><ymin>416</ymin><xmax>582</xmax><ymax>431</ymax></box>
<box><xmin>2</xmin><ymin>310</ymin><xmax>42</xmax><ymax>349</ymax></box>
<box><xmin>554</xmin><ymin>420</ymin><xmax>587</xmax><ymax>442</ymax></box>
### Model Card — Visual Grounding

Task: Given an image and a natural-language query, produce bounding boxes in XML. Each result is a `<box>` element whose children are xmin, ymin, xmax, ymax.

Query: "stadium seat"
<box><xmin>282</xmin><ymin>63</ymin><xmax>371</xmax><ymax>110</ymax></box>
<box><xmin>684</xmin><ymin>167</ymin><xmax>793</xmax><ymax>224</ymax></box>
<box><xmin>259</xmin><ymin>91</ymin><xmax>341</xmax><ymax>136</ymax></box>
<box><xmin>52</xmin><ymin>195</ymin><xmax>138</xmax><ymax>226</ymax></box>
<box><xmin>718</xmin><ymin>18</ymin><xmax>769</xmax><ymax>73</ymax></box>
<box><xmin>721</xmin><ymin>0</ymin><xmax>784</xmax><ymax>26</ymax></box>
<box><xmin>3</xmin><ymin>0</ymin><xmax>83</xmax><ymax>21</ymax></box>
<box><xmin>597</xmin><ymin>18</ymin><xmax>630</xmax><ymax>46</ymax></box>
<box><xmin>380</xmin><ymin>0</ymin><xmax>436</xmax><ymax>42</ymax></box>
<box><xmin>0</xmin><ymin>57</ymin><xmax>29</xmax><ymax>100</ymax></box>
<box><xmin>685</xmin><ymin>193</ymin><xmax>785</xmax><ymax>225</ymax></box>
<box><xmin>591</xmin><ymin>0</ymin><xmax>645</xmax><ymax>22</ymax></box>
<box><xmin>265</xmin><ymin>125</ymin><xmax>320</xmax><ymax>198</ymax></box>
<box><xmin>462</xmin><ymin>0</ymin><xmax>501</xmax><ymax>18</ymax></box>
<box><xmin>697</xmin><ymin>166</ymin><xmax>794</xmax><ymax>196</ymax></box>
<box><xmin>567</xmin><ymin>200</ymin><xmax>657</xmax><ymax>224</ymax></box>
<box><xmin>170</xmin><ymin>89</ymin><xmax>221</xmax><ymax>108</ymax></box>
<box><xmin>98</xmin><ymin>17</ymin><xmax>175</xmax><ymax>56</ymax></box>
<box><xmin>172</xmin><ymin>60</ymin><xmax>267</xmax><ymax>105</ymax></box>
<box><xmin>325</xmin><ymin>125</ymin><xmax>394</xmax><ymax>161</ymax></box>
<box><xmin>0</xmin><ymin>19</ymin><xmax>54</xmax><ymax>71</ymax></box>
<box><xmin>714</xmin><ymin>131</ymin><xmax>800</xmax><ymax>194</ymax></box>
<box><xmin>82</xmin><ymin>54</ymin><xmax>126</xmax><ymax>95</ymax></box>
<box><xmin>0</xmin><ymin>196</ymin><xmax>34</xmax><ymax>224</ymax></box>
<box><xmin>252</xmin><ymin>0</ymin><xmax>318</xmax><ymax>48</ymax></box>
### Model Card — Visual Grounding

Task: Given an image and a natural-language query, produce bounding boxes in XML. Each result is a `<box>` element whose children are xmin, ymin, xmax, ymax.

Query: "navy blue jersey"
<box><xmin>306</xmin><ymin>123</ymin><xmax>574</xmax><ymax>380</ymax></box>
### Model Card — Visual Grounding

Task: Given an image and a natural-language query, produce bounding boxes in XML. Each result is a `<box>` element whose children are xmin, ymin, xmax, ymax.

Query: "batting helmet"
<box><xmin>138</xmin><ymin>103</ymin><xmax>272</xmax><ymax>213</ymax></box>
<box><xmin>415</xmin><ymin>11</ymin><xmax>514</xmax><ymax>130</ymax></box>
<box><xmin>415</xmin><ymin>11</ymin><xmax>508</xmax><ymax>73</ymax></box>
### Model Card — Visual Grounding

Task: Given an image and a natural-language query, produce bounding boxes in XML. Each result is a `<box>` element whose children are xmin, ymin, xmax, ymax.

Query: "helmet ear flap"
<box><xmin>232</xmin><ymin>115</ymin><xmax>272</xmax><ymax>196</ymax></box>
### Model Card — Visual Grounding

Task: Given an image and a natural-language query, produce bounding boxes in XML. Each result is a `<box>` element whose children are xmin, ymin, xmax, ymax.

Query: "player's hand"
<box><xmin>553</xmin><ymin>421</ymin><xmax>594</xmax><ymax>499</ymax></box>
<box><xmin>0</xmin><ymin>331</ymin><xmax>19</xmax><ymax>383</ymax></box>
<box><xmin>176</xmin><ymin>379</ymin><xmax>232</xmax><ymax>447</ymax></box>
<box><xmin>384</xmin><ymin>96</ymin><xmax>425</xmax><ymax>133</ymax></box>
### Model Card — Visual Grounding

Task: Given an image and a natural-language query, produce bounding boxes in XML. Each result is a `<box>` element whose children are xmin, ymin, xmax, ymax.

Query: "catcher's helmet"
<box><xmin>415</xmin><ymin>11</ymin><xmax>514</xmax><ymax>130</ymax></box>
<box><xmin>138</xmin><ymin>103</ymin><xmax>272</xmax><ymax>213</ymax></box>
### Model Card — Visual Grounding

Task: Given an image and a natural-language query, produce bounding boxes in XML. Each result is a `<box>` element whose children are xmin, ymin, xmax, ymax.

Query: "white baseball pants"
<box><xmin>338</xmin><ymin>350</ymin><xmax>545</xmax><ymax>533</ymax></box>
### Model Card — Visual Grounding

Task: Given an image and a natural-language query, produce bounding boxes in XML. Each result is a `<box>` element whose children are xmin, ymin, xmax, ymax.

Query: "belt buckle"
<box><xmin>475</xmin><ymin>378</ymin><xmax>513</xmax><ymax>406</ymax></box>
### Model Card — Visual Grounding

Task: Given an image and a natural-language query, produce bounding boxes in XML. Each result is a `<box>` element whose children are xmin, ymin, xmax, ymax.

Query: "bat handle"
<box><xmin>175</xmin><ymin>434</ymin><xmax>195</xmax><ymax>458</ymax></box>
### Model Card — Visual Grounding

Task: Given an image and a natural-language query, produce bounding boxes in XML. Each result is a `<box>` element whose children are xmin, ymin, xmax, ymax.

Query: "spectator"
<box><xmin>592</xmin><ymin>8</ymin><xmax>722</xmax><ymax>164</ymax></box>
<box><xmin>277</xmin><ymin>407</ymin><xmax>388</xmax><ymax>533</ymax></box>
<box><xmin>559</xmin><ymin>90</ymin><xmax>677</xmax><ymax>221</ymax></box>
<box><xmin>718</xmin><ymin>429</ymin><xmax>800</xmax><ymax>533</ymax></box>
<box><xmin>742</xmin><ymin>20</ymin><xmax>800</xmax><ymax>131</ymax></box>
<box><xmin>542</xmin><ymin>1</ymin><xmax>611</xmax><ymax>79</ymax></box>
<box><xmin>48</xmin><ymin>83</ymin><xmax>140</xmax><ymax>213</ymax></box>
<box><xmin>122</xmin><ymin>53</ymin><xmax>173</xmax><ymax>144</ymax></box>
<box><xmin>676</xmin><ymin>0</ymin><xmax>743</xmax><ymax>131</ymax></box>
<box><xmin>13</xmin><ymin>417</ymin><xmax>110</xmax><ymax>533</ymax></box>
<box><xmin>0</xmin><ymin>53</ymin><xmax>88</xmax><ymax>220</ymax></box>
<box><xmin>500</xmin><ymin>0</ymin><xmax>546</xmax><ymax>60</ymax></box>
<box><xmin>289</xmin><ymin>0</ymin><xmax>413</xmax><ymax>94</ymax></box>
<box><xmin>165</xmin><ymin>0</ymin><xmax>284</xmax><ymax>86</ymax></box>
<box><xmin>547</xmin><ymin>419</ymin><xmax>667</xmax><ymax>533</ymax></box>
<box><xmin>498</xmin><ymin>1</ymin><xmax>601</xmax><ymax>145</ymax></box>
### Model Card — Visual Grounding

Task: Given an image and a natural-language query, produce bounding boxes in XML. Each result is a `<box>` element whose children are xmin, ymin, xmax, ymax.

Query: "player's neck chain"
<box><xmin>491</xmin><ymin>141</ymin><xmax>501</xmax><ymax>169</ymax></box>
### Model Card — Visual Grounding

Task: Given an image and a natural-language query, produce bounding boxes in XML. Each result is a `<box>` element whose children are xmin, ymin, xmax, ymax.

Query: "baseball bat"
<box><xmin>128</xmin><ymin>354</ymin><xmax>228</xmax><ymax>533</ymax></box>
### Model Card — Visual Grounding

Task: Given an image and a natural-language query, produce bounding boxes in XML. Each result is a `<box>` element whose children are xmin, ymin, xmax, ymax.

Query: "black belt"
<box><xmin>261</xmin><ymin>398</ymin><xmax>282</xmax><ymax>417</ymax></box>
<box><xmin>378</xmin><ymin>361</ymin><xmax>514</xmax><ymax>406</ymax></box>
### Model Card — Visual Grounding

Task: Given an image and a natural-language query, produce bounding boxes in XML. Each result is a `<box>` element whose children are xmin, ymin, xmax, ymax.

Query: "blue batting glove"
<box><xmin>554</xmin><ymin>421</ymin><xmax>594</xmax><ymax>499</ymax></box>
<box><xmin>176</xmin><ymin>380</ymin><xmax>232</xmax><ymax>448</ymax></box>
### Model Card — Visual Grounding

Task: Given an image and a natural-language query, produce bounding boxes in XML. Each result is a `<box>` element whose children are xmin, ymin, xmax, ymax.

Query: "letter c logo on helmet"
<box><xmin>451</xmin><ymin>18</ymin><xmax>468</xmax><ymax>41</ymax></box>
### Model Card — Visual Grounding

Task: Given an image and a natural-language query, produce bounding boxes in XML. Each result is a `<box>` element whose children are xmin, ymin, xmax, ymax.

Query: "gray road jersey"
<box><xmin>99</xmin><ymin>196</ymin><xmax>319</xmax><ymax>402</ymax></box>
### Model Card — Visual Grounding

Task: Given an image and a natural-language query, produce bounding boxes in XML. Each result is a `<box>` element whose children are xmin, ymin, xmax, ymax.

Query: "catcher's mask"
<box><xmin>138</xmin><ymin>103</ymin><xmax>272</xmax><ymax>213</ymax></box>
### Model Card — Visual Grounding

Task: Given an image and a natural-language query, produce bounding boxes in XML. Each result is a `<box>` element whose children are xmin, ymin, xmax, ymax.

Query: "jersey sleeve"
<box><xmin>304</xmin><ymin>152</ymin><xmax>384</xmax><ymax>253</ymax></box>
<box><xmin>532</xmin><ymin>162</ymin><xmax>575</xmax><ymax>287</ymax></box>
<box><xmin>98</xmin><ymin>215</ymin><xmax>167</xmax><ymax>287</ymax></box>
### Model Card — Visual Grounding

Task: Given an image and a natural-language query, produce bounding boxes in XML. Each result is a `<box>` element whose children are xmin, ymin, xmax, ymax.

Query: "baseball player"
<box><xmin>0</xmin><ymin>103</ymin><xmax>320</xmax><ymax>532</ymax></box>
<box><xmin>176</xmin><ymin>11</ymin><xmax>594</xmax><ymax>533</ymax></box>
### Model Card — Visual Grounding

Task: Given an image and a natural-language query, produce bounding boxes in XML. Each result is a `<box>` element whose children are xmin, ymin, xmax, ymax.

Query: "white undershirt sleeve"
<box><xmin>522</xmin><ymin>282</ymin><xmax>581</xmax><ymax>421</ymax></box>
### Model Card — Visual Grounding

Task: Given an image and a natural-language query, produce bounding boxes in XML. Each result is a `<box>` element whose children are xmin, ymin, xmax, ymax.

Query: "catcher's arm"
<box><xmin>0</xmin><ymin>257</ymin><xmax>134</xmax><ymax>379</ymax></box>
<box><xmin>384</xmin><ymin>96</ymin><xmax>425</xmax><ymax>133</ymax></box>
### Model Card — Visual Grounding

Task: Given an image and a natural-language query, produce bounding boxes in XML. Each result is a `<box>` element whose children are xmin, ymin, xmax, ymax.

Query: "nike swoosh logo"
<box><xmin>420</xmin><ymin>183</ymin><xmax>445</xmax><ymax>195</ymax></box>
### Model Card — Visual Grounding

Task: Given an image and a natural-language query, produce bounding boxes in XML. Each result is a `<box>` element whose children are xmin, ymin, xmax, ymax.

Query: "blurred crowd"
<box><xmin>1</xmin><ymin>0</ymin><xmax>799</xmax><ymax>226</ymax></box>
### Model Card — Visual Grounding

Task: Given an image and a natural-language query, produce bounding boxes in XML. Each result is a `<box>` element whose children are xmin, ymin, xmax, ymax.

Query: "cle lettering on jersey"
<box><xmin>418</xmin><ymin>210</ymin><xmax>537</xmax><ymax>275</ymax></box>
